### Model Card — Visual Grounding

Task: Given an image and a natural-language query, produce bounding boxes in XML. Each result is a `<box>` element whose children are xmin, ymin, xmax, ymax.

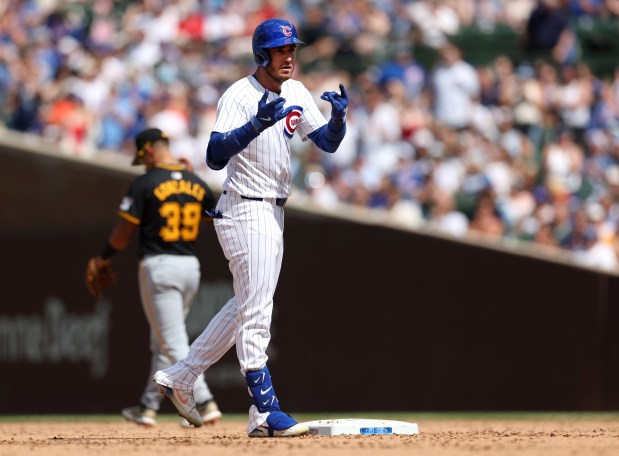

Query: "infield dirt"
<box><xmin>1</xmin><ymin>418</ymin><xmax>619</xmax><ymax>455</ymax></box>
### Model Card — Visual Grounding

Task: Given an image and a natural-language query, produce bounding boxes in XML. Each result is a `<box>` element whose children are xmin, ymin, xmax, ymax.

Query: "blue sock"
<box><xmin>246</xmin><ymin>366</ymin><xmax>280</xmax><ymax>413</ymax></box>
<box><xmin>246</xmin><ymin>366</ymin><xmax>298</xmax><ymax>432</ymax></box>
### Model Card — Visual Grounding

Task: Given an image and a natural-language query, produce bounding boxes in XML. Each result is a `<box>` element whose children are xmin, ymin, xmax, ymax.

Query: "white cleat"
<box><xmin>248</xmin><ymin>422</ymin><xmax>309</xmax><ymax>438</ymax></box>
<box><xmin>153</xmin><ymin>370</ymin><xmax>203</xmax><ymax>428</ymax></box>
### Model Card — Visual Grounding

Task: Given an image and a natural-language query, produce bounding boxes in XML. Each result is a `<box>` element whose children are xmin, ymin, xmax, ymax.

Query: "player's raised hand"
<box><xmin>251</xmin><ymin>89</ymin><xmax>295</xmax><ymax>132</ymax></box>
<box><xmin>321</xmin><ymin>83</ymin><xmax>348</xmax><ymax>123</ymax></box>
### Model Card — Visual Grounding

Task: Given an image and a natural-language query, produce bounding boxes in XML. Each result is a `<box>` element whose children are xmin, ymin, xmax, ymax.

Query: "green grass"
<box><xmin>2</xmin><ymin>411</ymin><xmax>619</xmax><ymax>423</ymax></box>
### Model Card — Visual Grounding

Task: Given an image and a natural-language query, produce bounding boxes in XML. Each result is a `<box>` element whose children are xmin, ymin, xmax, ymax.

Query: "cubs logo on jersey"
<box><xmin>283</xmin><ymin>105</ymin><xmax>303</xmax><ymax>138</ymax></box>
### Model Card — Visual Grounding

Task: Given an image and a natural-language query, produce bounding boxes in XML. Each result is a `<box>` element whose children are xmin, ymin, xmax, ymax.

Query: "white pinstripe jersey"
<box><xmin>212</xmin><ymin>75</ymin><xmax>327</xmax><ymax>198</ymax></box>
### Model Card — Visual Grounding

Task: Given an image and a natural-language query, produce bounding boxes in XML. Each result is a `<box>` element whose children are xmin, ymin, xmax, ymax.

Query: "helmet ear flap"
<box><xmin>254</xmin><ymin>48</ymin><xmax>270</xmax><ymax>68</ymax></box>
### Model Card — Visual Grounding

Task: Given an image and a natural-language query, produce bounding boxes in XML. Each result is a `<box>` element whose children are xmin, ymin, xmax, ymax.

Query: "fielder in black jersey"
<box><xmin>88</xmin><ymin>128</ymin><xmax>222</xmax><ymax>427</ymax></box>
<box><xmin>119</xmin><ymin>162</ymin><xmax>214</xmax><ymax>258</ymax></box>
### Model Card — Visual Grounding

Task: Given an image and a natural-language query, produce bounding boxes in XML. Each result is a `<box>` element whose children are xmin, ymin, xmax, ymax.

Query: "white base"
<box><xmin>300</xmin><ymin>418</ymin><xmax>419</xmax><ymax>436</ymax></box>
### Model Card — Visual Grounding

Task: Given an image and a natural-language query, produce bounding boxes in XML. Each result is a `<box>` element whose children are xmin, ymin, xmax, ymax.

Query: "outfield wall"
<box><xmin>1</xmin><ymin>132</ymin><xmax>617</xmax><ymax>414</ymax></box>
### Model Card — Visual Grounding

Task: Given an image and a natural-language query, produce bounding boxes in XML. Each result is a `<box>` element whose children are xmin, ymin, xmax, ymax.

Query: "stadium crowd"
<box><xmin>3</xmin><ymin>0</ymin><xmax>619</xmax><ymax>270</ymax></box>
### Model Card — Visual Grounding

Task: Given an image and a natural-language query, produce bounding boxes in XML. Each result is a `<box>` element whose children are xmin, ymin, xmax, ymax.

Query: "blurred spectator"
<box><xmin>503</xmin><ymin>0</ymin><xmax>538</xmax><ymax>32</ymax></box>
<box><xmin>357</xmin><ymin>83</ymin><xmax>406</xmax><ymax>178</ymax></box>
<box><xmin>97</xmin><ymin>84</ymin><xmax>141</xmax><ymax>151</ymax></box>
<box><xmin>469</xmin><ymin>191</ymin><xmax>506</xmax><ymax>236</ymax></box>
<box><xmin>524</xmin><ymin>0</ymin><xmax>576</xmax><ymax>64</ymax></box>
<box><xmin>574</xmin><ymin>222</ymin><xmax>618</xmax><ymax>270</ymax></box>
<box><xmin>590</xmin><ymin>79</ymin><xmax>619</xmax><ymax>133</ymax></box>
<box><xmin>554</xmin><ymin>63</ymin><xmax>595</xmax><ymax>148</ymax></box>
<box><xmin>430</xmin><ymin>43</ymin><xmax>480</xmax><ymax>130</ymax></box>
<box><xmin>7</xmin><ymin>75</ymin><xmax>42</xmax><ymax>132</ymax></box>
<box><xmin>542</xmin><ymin>128</ymin><xmax>585</xmax><ymax>197</ymax></box>
<box><xmin>378</xmin><ymin>44</ymin><xmax>426</xmax><ymax>99</ymax></box>
<box><xmin>427</xmin><ymin>189</ymin><xmax>470</xmax><ymax>237</ymax></box>
<box><xmin>406</xmin><ymin>0</ymin><xmax>461</xmax><ymax>48</ymax></box>
<box><xmin>297</xmin><ymin>5</ymin><xmax>338</xmax><ymax>70</ymax></box>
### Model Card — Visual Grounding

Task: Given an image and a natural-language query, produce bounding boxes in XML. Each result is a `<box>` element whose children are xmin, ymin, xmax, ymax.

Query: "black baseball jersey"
<box><xmin>118</xmin><ymin>164</ymin><xmax>216</xmax><ymax>257</ymax></box>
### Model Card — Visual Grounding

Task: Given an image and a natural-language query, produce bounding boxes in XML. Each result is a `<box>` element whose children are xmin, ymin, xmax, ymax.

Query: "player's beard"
<box><xmin>265</xmin><ymin>63</ymin><xmax>294</xmax><ymax>85</ymax></box>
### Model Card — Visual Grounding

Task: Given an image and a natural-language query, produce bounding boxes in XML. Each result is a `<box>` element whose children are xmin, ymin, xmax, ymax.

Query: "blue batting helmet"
<box><xmin>252</xmin><ymin>18</ymin><xmax>304</xmax><ymax>68</ymax></box>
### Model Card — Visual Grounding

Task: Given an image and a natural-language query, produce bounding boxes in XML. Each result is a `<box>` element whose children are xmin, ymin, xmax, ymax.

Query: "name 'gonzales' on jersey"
<box><xmin>154</xmin><ymin>179</ymin><xmax>206</xmax><ymax>201</ymax></box>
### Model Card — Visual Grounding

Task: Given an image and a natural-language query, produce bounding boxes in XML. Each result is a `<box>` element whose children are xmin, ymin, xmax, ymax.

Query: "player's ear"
<box><xmin>144</xmin><ymin>144</ymin><xmax>156</xmax><ymax>161</ymax></box>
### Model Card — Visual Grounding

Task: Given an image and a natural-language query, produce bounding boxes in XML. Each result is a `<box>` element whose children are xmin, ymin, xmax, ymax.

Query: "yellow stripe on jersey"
<box><xmin>119</xmin><ymin>211</ymin><xmax>140</xmax><ymax>225</ymax></box>
<box><xmin>156</xmin><ymin>163</ymin><xmax>185</xmax><ymax>171</ymax></box>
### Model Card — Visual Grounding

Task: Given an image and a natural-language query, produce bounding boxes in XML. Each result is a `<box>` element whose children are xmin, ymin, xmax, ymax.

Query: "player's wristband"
<box><xmin>325</xmin><ymin>118</ymin><xmax>346</xmax><ymax>143</ymax></box>
<box><xmin>331</xmin><ymin>112</ymin><xmax>346</xmax><ymax>125</ymax></box>
<box><xmin>250</xmin><ymin>116</ymin><xmax>266</xmax><ymax>133</ymax></box>
<box><xmin>100</xmin><ymin>243</ymin><xmax>118</xmax><ymax>259</ymax></box>
<box><xmin>308</xmin><ymin>121</ymin><xmax>347</xmax><ymax>153</ymax></box>
<box><xmin>328</xmin><ymin>117</ymin><xmax>346</xmax><ymax>131</ymax></box>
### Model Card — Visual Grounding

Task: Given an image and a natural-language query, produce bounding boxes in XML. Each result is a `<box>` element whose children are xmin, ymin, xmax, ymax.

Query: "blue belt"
<box><xmin>223</xmin><ymin>191</ymin><xmax>287</xmax><ymax>207</ymax></box>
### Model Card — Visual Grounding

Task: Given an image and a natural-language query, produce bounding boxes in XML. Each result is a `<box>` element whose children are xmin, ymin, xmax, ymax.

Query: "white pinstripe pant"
<box><xmin>161</xmin><ymin>191</ymin><xmax>285</xmax><ymax>430</ymax></box>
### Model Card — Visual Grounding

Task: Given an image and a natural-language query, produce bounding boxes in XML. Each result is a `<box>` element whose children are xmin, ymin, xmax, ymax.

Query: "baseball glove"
<box><xmin>85</xmin><ymin>256</ymin><xmax>118</xmax><ymax>299</ymax></box>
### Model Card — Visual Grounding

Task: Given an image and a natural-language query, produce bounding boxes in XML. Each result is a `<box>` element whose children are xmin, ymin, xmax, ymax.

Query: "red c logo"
<box><xmin>282</xmin><ymin>25</ymin><xmax>292</xmax><ymax>36</ymax></box>
<box><xmin>283</xmin><ymin>106</ymin><xmax>303</xmax><ymax>138</ymax></box>
<box><xmin>286</xmin><ymin>111</ymin><xmax>301</xmax><ymax>131</ymax></box>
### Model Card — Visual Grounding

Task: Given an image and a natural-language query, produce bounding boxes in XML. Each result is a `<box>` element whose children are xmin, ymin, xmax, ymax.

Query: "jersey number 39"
<box><xmin>159</xmin><ymin>202</ymin><xmax>201</xmax><ymax>242</ymax></box>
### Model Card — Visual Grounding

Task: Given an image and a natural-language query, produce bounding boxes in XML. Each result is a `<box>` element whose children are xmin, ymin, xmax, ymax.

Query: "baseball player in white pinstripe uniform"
<box><xmin>154</xmin><ymin>18</ymin><xmax>348</xmax><ymax>437</ymax></box>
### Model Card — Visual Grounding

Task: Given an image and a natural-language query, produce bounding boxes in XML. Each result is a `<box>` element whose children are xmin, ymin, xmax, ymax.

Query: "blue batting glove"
<box><xmin>321</xmin><ymin>83</ymin><xmax>348</xmax><ymax>123</ymax></box>
<box><xmin>251</xmin><ymin>89</ymin><xmax>295</xmax><ymax>132</ymax></box>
